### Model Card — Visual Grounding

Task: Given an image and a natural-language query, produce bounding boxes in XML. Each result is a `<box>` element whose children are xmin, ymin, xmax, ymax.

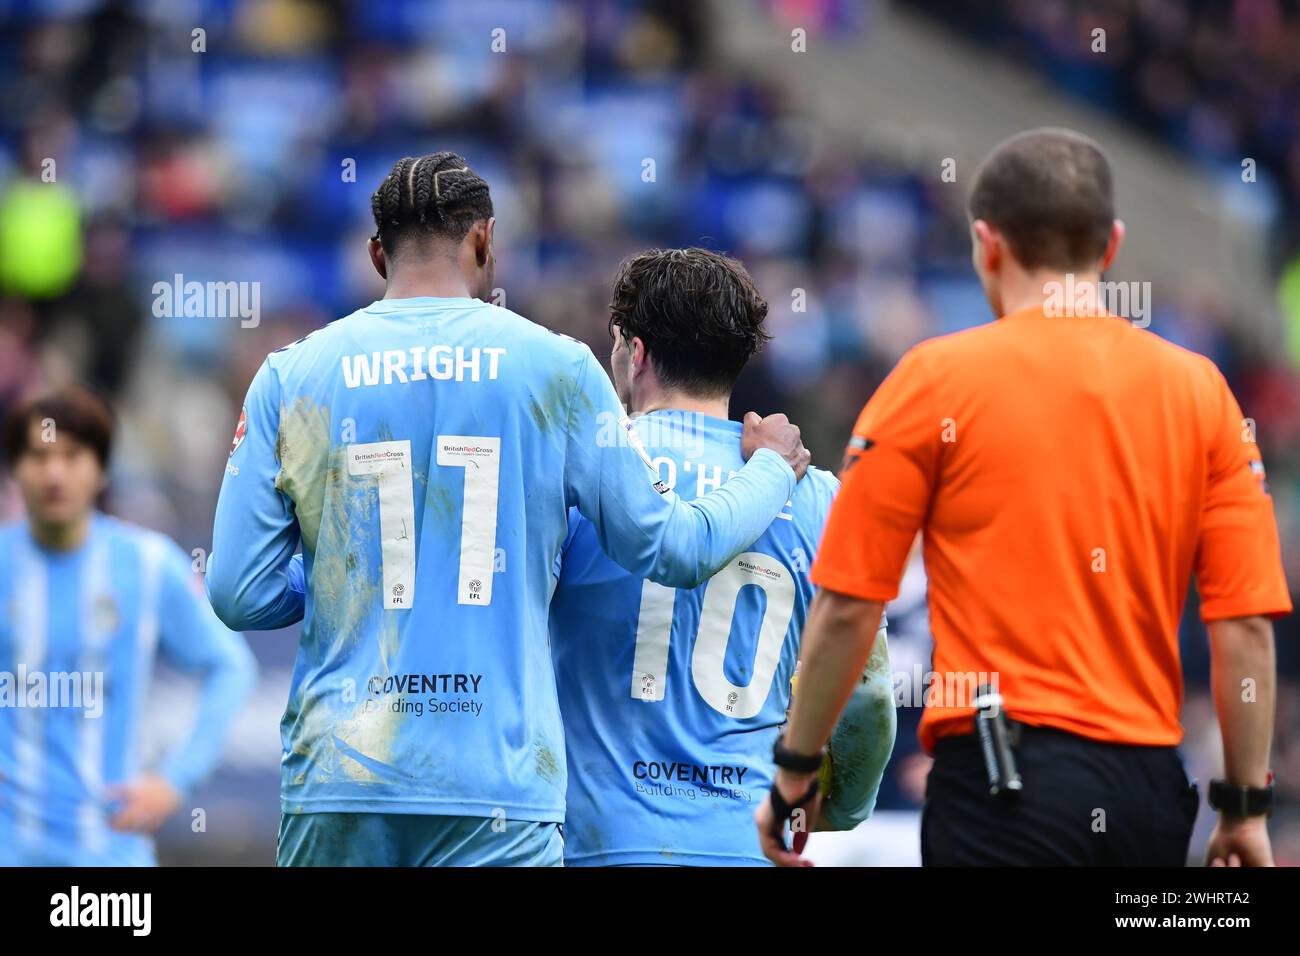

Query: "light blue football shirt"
<box><xmin>551</xmin><ymin>411</ymin><xmax>839</xmax><ymax>866</ymax></box>
<box><xmin>206</xmin><ymin>297</ymin><xmax>797</xmax><ymax>824</ymax></box>
<box><xmin>0</xmin><ymin>513</ymin><xmax>256</xmax><ymax>866</ymax></box>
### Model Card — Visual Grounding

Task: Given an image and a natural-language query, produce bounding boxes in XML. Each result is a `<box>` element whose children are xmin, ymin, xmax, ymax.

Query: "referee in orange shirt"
<box><xmin>757</xmin><ymin>128</ymin><xmax>1292</xmax><ymax>867</ymax></box>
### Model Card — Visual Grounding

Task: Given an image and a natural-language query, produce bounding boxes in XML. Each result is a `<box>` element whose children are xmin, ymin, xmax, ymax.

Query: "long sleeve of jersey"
<box><xmin>206</xmin><ymin>358</ymin><xmax>306</xmax><ymax>631</ymax></box>
<box><xmin>156</xmin><ymin>545</ymin><xmax>259</xmax><ymax>797</ymax></box>
<box><xmin>821</xmin><ymin>623</ymin><xmax>896</xmax><ymax>832</ymax></box>
<box><xmin>562</xmin><ymin>346</ymin><xmax>796</xmax><ymax>589</ymax></box>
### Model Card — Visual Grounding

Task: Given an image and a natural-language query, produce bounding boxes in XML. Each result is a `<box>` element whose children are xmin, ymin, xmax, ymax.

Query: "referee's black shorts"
<box><xmin>921</xmin><ymin>724</ymin><xmax>1200</xmax><ymax>866</ymax></box>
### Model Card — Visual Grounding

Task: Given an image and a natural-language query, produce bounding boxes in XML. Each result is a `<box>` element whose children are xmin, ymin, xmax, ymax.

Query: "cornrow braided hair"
<box><xmin>370</xmin><ymin>151</ymin><xmax>494</xmax><ymax>253</ymax></box>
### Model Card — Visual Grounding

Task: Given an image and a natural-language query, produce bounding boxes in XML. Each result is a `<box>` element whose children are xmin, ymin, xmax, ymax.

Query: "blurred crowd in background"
<box><xmin>0</xmin><ymin>0</ymin><xmax>1297</xmax><ymax>864</ymax></box>
<box><xmin>915</xmin><ymin>0</ymin><xmax>1300</xmax><ymax>270</ymax></box>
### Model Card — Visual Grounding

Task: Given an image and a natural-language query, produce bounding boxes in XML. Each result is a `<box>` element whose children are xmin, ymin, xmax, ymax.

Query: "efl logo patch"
<box><xmin>229</xmin><ymin>407</ymin><xmax>247</xmax><ymax>457</ymax></box>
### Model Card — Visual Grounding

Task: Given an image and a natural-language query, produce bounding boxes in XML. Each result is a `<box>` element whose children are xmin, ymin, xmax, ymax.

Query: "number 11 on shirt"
<box><xmin>347</xmin><ymin>440</ymin><xmax>417</xmax><ymax>610</ymax></box>
<box><xmin>347</xmin><ymin>436</ymin><xmax>501</xmax><ymax>610</ymax></box>
<box><xmin>437</xmin><ymin>436</ymin><xmax>501</xmax><ymax>606</ymax></box>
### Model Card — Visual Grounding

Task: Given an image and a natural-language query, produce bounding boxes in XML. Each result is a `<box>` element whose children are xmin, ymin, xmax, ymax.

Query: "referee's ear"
<box><xmin>1099</xmin><ymin>219</ymin><xmax>1125</xmax><ymax>273</ymax></box>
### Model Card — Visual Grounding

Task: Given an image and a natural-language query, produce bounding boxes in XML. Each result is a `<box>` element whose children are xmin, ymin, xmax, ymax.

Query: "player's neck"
<box><xmin>997</xmin><ymin>269</ymin><xmax>1102</xmax><ymax>317</ymax></box>
<box><xmin>28</xmin><ymin>511</ymin><xmax>92</xmax><ymax>552</ymax></box>
<box><xmin>382</xmin><ymin>263</ymin><xmax>476</xmax><ymax>301</ymax></box>
<box><xmin>633</xmin><ymin>391</ymin><xmax>729</xmax><ymax>420</ymax></box>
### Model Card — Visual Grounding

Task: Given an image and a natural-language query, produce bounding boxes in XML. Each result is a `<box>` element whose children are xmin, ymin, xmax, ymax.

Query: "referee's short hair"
<box><xmin>967</xmin><ymin>127</ymin><xmax>1115</xmax><ymax>272</ymax></box>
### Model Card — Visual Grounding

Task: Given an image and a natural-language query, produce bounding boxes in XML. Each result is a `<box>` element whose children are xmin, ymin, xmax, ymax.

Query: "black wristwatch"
<box><xmin>1208</xmin><ymin>774</ymin><xmax>1274</xmax><ymax>818</ymax></box>
<box><xmin>772</xmin><ymin>735</ymin><xmax>825</xmax><ymax>774</ymax></box>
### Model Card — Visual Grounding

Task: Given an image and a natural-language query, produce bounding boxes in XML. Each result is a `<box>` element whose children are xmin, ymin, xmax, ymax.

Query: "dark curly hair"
<box><xmin>608</xmin><ymin>247</ymin><xmax>770</xmax><ymax>397</ymax></box>
<box><xmin>370</xmin><ymin>151</ymin><xmax>494</xmax><ymax>254</ymax></box>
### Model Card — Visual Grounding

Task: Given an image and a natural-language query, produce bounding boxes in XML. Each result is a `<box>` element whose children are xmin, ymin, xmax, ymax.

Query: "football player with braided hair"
<box><xmin>208</xmin><ymin>153</ymin><xmax>812</xmax><ymax>866</ymax></box>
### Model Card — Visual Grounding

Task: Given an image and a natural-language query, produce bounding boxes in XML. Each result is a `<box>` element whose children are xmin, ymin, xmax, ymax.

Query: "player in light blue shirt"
<box><xmin>551</xmin><ymin>249</ymin><xmax>896</xmax><ymax>866</ymax></box>
<box><xmin>206</xmin><ymin>153</ymin><xmax>809</xmax><ymax>866</ymax></box>
<box><xmin>0</xmin><ymin>387</ymin><xmax>257</xmax><ymax>866</ymax></box>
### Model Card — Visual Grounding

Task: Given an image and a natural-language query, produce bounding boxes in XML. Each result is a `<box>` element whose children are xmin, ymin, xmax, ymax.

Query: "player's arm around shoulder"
<box><xmin>559</xmin><ymin>342</ymin><xmax>808</xmax><ymax>589</ymax></box>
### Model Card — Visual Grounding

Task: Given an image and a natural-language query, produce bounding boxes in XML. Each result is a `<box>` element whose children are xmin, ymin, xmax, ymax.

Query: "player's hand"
<box><xmin>755</xmin><ymin>768</ymin><xmax>820</xmax><ymax>867</ymax></box>
<box><xmin>107</xmin><ymin>774</ymin><xmax>183</xmax><ymax>834</ymax></box>
<box><xmin>741</xmin><ymin>412</ymin><xmax>811</xmax><ymax>480</ymax></box>
<box><xmin>1204</xmin><ymin>815</ymin><xmax>1274</xmax><ymax>867</ymax></box>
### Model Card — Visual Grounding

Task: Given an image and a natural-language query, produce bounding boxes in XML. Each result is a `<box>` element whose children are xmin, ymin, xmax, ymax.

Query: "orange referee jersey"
<box><xmin>812</xmin><ymin>304</ymin><xmax>1292</xmax><ymax>753</ymax></box>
